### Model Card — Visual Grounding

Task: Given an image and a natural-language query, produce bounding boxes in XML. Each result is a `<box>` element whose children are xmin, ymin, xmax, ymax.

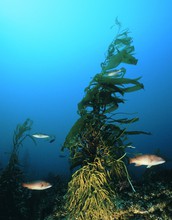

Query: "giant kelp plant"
<box><xmin>61</xmin><ymin>21</ymin><xmax>150</xmax><ymax>220</ymax></box>
<box><xmin>0</xmin><ymin>118</ymin><xmax>36</xmax><ymax>220</ymax></box>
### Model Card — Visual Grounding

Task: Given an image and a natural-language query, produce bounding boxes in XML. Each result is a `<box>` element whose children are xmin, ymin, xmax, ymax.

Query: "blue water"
<box><xmin>1</xmin><ymin>0</ymin><xmax>172</xmax><ymax>178</ymax></box>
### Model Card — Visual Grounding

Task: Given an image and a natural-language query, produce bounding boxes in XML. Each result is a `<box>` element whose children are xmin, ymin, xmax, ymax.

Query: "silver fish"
<box><xmin>107</xmin><ymin>69</ymin><xmax>122</xmax><ymax>76</ymax></box>
<box><xmin>32</xmin><ymin>133</ymin><xmax>50</xmax><ymax>139</ymax></box>
<box><xmin>127</xmin><ymin>145</ymin><xmax>136</xmax><ymax>149</ymax></box>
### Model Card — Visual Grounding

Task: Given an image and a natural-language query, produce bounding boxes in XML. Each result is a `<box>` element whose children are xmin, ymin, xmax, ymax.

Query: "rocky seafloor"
<box><xmin>0</xmin><ymin>168</ymin><xmax>171</xmax><ymax>220</ymax></box>
<box><xmin>113</xmin><ymin>169</ymin><xmax>172</xmax><ymax>219</ymax></box>
<box><xmin>45</xmin><ymin>169</ymin><xmax>172</xmax><ymax>220</ymax></box>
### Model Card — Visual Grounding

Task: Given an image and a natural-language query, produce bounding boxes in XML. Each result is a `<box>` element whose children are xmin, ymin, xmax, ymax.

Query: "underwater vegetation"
<box><xmin>48</xmin><ymin>169</ymin><xmax>172</xmax><ymax>220</ymax></box>
<box><xmin>61</xmin><ymin>21</ymin><xmax>150</xmax><ymax>220</ymax></box>
<box><xmin>27</xmin><ymin>174</ymin><xmax>68</xmax><ymax>220</ymax></box>
<box><xmin>0</xmin><ymin>119</ymin><xmax>35</xmax><ymax>219</ymax></box>
<box><xmin>0</xmin><ymin>119</ymin><xmax>67</xmax><ymax>220</ymax></box>
<box><xmin>1</xmin><ymin>21</ymin><xmax>170</xmax><ymax>220</ymax></box>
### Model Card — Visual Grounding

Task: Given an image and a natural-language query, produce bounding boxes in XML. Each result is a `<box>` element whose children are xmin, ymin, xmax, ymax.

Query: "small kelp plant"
<box><xmin>61</xmin><ymin>21</ymin><xmax>150</xmax><ymax>220</ymax></box>
<box><xmin>0</xmin><ymin>118</ymin><xmax>36</xmax><ymax>219</ymax></box>
<box><xmin>10</xmin><ymin>118</ymin><xmax>36</xmax><ymax>167</ymax></box>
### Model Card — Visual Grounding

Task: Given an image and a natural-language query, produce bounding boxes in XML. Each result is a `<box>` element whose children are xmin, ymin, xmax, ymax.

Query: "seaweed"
<box><xmin>0</xmin><ymin>119</ymin><xmax>35</xmax><ymax>220</ymax></box>
<box><xmin>12</xmin><ymin>118</ymin><xmax>36</xmax><ymax>153</ymax></box>
<box><xmin>62</xmin><ymin>21</ymin><xmax>150</xmax><ymax>220</ymax></box>
<box><xmin>65</xmin><ymin>158</ymin><xmax>115</xmax><ymax>220</ymax></box>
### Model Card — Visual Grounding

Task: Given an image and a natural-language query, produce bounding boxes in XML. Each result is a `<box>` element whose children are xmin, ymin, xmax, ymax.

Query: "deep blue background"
<box><xmin>1</xmin><ymin>0</ymin><xmax>172</xmax><ymax>178</ymax></box>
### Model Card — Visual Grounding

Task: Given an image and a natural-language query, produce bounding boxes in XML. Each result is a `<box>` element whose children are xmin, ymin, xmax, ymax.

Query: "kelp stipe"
<box><xmin>62</xmin><ymin>21</ymin><xmax>150</xmax><ymax>220</ymax></box>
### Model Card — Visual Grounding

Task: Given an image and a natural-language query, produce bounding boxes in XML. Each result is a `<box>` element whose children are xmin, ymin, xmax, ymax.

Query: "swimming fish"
<box><xmin>32</xmin><ymin>133</ymin><xmax>50</xmax><ymax>139</ymax></box>
<box><xmin>107</xmin><ymin>69</ymin><xmax>122</xmax><ymax>76</ymax></box>
<box><xmin>127</xmin><ymin>145</ymin><xmax>136</xmax><ymax>149</ymax></box>
<box><xmin>129</xmin><ymin>154</ymin><xmax>165</xmax><ymax>168</ymax></box>
<box><xmin>32</xmin><ymin>134</ymin><xmax>56</xmax><ymax>143</ymax></box>
<box><xmin>22</xmin><ymin>180</ymin><xmax>52</xmax><ymax>190</ymax></box>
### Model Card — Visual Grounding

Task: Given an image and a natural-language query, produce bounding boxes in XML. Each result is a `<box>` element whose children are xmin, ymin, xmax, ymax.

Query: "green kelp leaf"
<box><xmin>101</xmin><ymin>25</ymin><xmax>137</xmax><ymax>72</ymax></box>
<box><xmin>115</xmin><ymin>37</ymin><xmax>132</xmax><ymax>46</ymax></box>
<box><xmin>96</xmin><ymin>75</ymin><xmax>142</xmax><ymax>86</ymax></box>
<box><xmin>110</xmin><ymin>117</ymin><xmax>139</xmax><ymax>124</ymax></box>
<box><xmin>79</xmin><ymin>82</ymin><xmax>126</xmax><ymax>114</ymax></box>
<box><xmin>113</xmin><ymin>77</ymin><xmax>142</xmax><ymax>86</ymax></box>
<box><xmin>115</xmin><ymin>17</ymin><xmax>122</xmax><ymax>29</ymax></box>
<box><xmin>96</xmin><ymin>82</ymin><xmax>125</xmax><ymax>96</ymax></box>
<box><xmin>111</xmin><ymin>96</ymin><xmax>124</xmax><ymax>104</ymax></box>
<box><xmin>102</xmin><ymin>46</ymin><xmax>137</xmax><ymax>71</ymax></box>
<box><xmin>102</xmin><ymin>123</ymin><xmax>122</xmax><ymax>139</ymax></box>
<box><xmin>115</xmin><ymin>128</ymin><xmax>126</xmax><ymax>140</ymax></box>
<box><xmin>104</xmin><ymin>103</ymin><xmax>119</xmax><ymax>114</ymax></box>
<box><xmin>123</xmin><ymin>84</ymin><xmax>144</xmax><ymax>92</ymax></box>
<box><xmin>103</xmin><ymin>123</ymin><xmax>120</xmax><ymax>132</ymax></box>
<box><xmin>63</xmin><ymin>117</ymin><xmax>85</xmax><ymax>149</ymax></box>
<box><xmin>103</xmin><ymin>96</ymin><xmax>124</xmax><ymax>114</ymax></box>
<box><xmin>84</xmin><ymin>74</ymin><xmax>100</xmax><ymax>92</ymax></box>
<box><xmin>78</xmin><ymin>101</ymin><xmax>86</xmax><ymax>115</ymax></box>
<box><xmin>23</xmin><ymin>118</ymin><xmax>33</xmax><ymax>130</ymax></box>
<box><xmin>13</xmin><ymin>118</ymin><xmax>34</xmax><ymax>148</ymax></box>
<box><xmin>125</xmin><ymin>130</ymin><xmax>151</xmax><ymax>135</ymax></box>
<box><xmin>120</xmin><ymin>49</ymin><xmax>138</xmax><ymax>65</ymax></box>
<box><xmin>110</xmin><ymin>85</ymin><xmax>125</xmax><ymax>95</ymax></box>
<box><xmin>103</xmin><ymin>53</ymin><xmax>122</xmax><ymax>70</ymax></box>
<box><xmin>116</xmin><ymin>29</ymin><xmax>129</xmax><ymax>38</ymax></box>
<box><xmin>80</xmin><ymin>84</ymin><xmax>100</xmax><ymax>106</ymax></box>
<box><xmin>107</xmin><ymin>44</ymin><xmax>115</xmax><ymax>58</ymax></box>
<box><xmin>124</xmin><ymin>45</ymin><xmax>135</xmax><ymax>54</ymax></box>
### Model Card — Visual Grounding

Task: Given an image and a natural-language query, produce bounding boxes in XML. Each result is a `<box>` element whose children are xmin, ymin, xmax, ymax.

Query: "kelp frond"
<box><xmin>77</xmin><ymin>28</ymin><xmax>143</xmax><ymax>116</ymax></box>
<box><xmin>9</xmin><ymin>118</ymin><xmax>36</xmax><ymax>168</ymax></box>
<box><xmin>62</xmin><ymin>21</ymin><xmax>149</xmax><ymax>220</ymax></box>
<box><xmin>65</xmin><ymin>157</ymin><xmax>115</xmax><ymax>220</ymax></box>
<box><xmin>0</xmin><ymin>119</ymin><xmax>33</xmax><ymax>219</ymax></box>
<box><xmin>13</xmin><ymin>118</ymin><xmax>36</xmax><ymax>153</ymax></box>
